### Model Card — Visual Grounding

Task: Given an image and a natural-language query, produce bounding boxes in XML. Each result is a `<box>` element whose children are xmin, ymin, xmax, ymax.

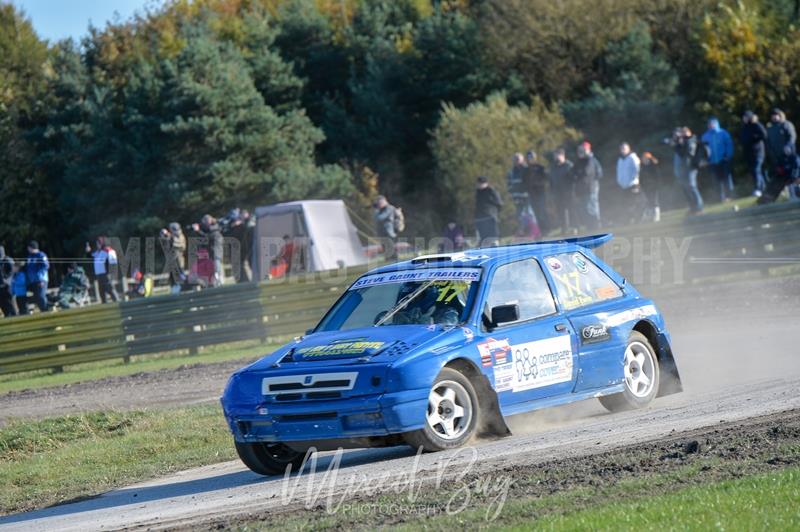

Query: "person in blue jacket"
<box><xmin>24</xmin><ymin>240</ymin><xmax>49</xmax><ymax>312</ymax></box>
<box><xmin>701</xmin><ymin>117</ymin><xmax>735</xmax><ymax>202</ymax></box>
<box><xmin>12</xmin><ymin>262</ymin><xmax>28</xmax><ymax>315</ymax></box>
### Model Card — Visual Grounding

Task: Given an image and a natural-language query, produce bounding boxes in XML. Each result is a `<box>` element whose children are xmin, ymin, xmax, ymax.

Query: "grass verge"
<box><xmin>0</xmin><ymin>404</ymin><xmax>234</xmax><ymax>515</ymax></box>
<box><xmin>0</xmin><ymin>340</ymin><xmax>271</xmax><ymax>395</ymax></box>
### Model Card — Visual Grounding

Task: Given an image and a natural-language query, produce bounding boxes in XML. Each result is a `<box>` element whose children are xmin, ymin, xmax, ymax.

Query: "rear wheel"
<box><xmin>599</xmin><ymin>331</ymin><xmax>660</xmax><ymax>412</ymax></box>
<box><xmin>405</xmin><ymin>368</ymin><xmax>480</xmax><ymax>451</ymax></box>
<box><xmin>235</xmin><ymin>441</ymin><xmax>306</xmax><ymax>476</ymax></box>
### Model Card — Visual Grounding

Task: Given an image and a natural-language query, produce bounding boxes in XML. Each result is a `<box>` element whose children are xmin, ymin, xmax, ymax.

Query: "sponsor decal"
<box><xmin>572</xmin><ymin>253</ymin><xmax>589</xmax><ymax>274</ymax></box>
<box><xmin>553</xmin><ymin>270</ymin><xmax>594</xmax><ymax>309</ymax></box>
<box><xmin>546</xmin><ymin>257</ymin><xmax>563</xmax><ymax>271</ymax></box>
<box><xmin>462</xmin><ymin>327</ymin><xmax>475</xmax><ymax>342</ymax></box>
<box><xmin>296</xmin><ymin>341</ymin><xmax>385</xmax><ymax>357</ymax></box>
<box><xmin>493</xmin><ymin>336</ymin><xmax>572</xmax><ymax>392</ymax></box>
<box><xmin>595</xmin><ymin>286</ymin><xmax>620</xmax><ymax>299</ymax></box>
<box><xmin>477</xmin><ymin>338</ymin><xmax>511</xmax><ymax>367</ymax></box>
<box><xmin>581</xmin><ymin>324</ymin><xmax>611</xmax><ymax>344</ymax></box>
<box><xmin>450</xmin><ymin>252</ymin><xmax>490</xmax><ymax>263</ymax></box>
<box><xmin>605</xmin><ymin>305</ymin><xmax>658</xmax><ymax>327</ymax></box>
<box><xmin>350</xmin><ymin>268</ymin><xmax>481</xmax><ymax>289</ymax></box>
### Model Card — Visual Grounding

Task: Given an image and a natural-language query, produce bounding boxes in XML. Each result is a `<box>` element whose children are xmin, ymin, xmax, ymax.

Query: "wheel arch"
<box><xmin>632</xmin><ymin>320</ymin><xmax>682</xmax><ymax>396</ymax></box>
<box><xmin>443</xmin><ymin>357</ymin><xmax>511</xmax><ymax>437</ymax></box>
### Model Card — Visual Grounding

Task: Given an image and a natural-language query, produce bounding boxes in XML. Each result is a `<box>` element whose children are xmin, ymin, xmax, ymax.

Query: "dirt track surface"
<box><xmin>0</xmin><ymin>276</ymin><xmax>799</xmax><ymax>530</ymax></box>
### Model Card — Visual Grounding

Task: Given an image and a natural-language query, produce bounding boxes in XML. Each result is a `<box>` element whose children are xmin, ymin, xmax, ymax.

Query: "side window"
<box><xmin>485</xmin><ymin>259</ymin><xmax>556</xmax><ymax>324</ymax></box>
<box><xmin>544</xmin><ymin>253</ymin><xmax>622</xmax><ymax>310</ymax></box>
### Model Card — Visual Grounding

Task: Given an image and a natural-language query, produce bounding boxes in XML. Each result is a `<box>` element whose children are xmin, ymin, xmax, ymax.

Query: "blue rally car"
<box><xmin>221</xmin><ymin>234</ymin><xmax>682</xmax><ymax>475</ymax></box>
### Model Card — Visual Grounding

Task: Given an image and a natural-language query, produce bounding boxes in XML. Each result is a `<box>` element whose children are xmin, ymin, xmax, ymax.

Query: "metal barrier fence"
<box><xmin>1</xmin><ymin>201</ymin><xmax>798</xmax><ymax>375</ymax></box>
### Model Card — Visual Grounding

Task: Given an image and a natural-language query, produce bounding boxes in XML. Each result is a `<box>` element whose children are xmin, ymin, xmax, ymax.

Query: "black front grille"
<box><xmin>275</xmin><ymin>393</ymin><xmax>303</xmax><ymax>401</ymax></box>
<box><xmin>269</xmin><ymin>379</ymin><xmax>351</xmax><ymax>392</ymax></box>
<box><xmin>306</xmin><ymin>391</ymin><xmax>342</xmax><ymax>400</ymax></box>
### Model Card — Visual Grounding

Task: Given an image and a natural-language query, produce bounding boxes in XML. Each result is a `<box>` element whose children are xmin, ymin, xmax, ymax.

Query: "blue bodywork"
<box><xmin>221</xmin><ymin>234</ymin><xmax>681</xmax><ymax>448</ymax></box>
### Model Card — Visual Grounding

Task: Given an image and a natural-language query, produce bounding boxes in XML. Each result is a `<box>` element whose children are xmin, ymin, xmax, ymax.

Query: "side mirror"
<box><xmin>490</xmin><ymin>304</ymin><xmax>520</xmax><ymax>328</ymax></box>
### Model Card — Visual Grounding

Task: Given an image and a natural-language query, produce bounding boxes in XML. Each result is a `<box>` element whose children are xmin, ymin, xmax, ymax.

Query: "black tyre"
<box><xmin>235</xmin><ymin>441</ymin><xmax>307</xmax><ymax>476</ymax></box>
<box><xmin>405</xmin><ymin>367</ymin><xmax>480</xmax><ymax>452</ymax></box>
<box><xmin>599</xmin><ymin>331</ymin><xmax>660</xmax><ymax>413</ymax></box>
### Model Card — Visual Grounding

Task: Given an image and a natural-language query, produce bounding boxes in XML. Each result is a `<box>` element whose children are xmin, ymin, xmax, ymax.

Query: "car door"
<box><xmin>477</xmin><ymin>258</ymin><xmax>578</xmax><ymax>408</ymax></box>
<box><xmin>542</xmin><ymin>251</ymin><xmax>627</xmax><ymax>392</ymax></box>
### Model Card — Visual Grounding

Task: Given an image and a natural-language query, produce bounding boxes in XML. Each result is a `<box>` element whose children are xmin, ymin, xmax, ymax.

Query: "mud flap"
<box><xmin>475</xmin><ymin>374</ymin><xmax>512</xmax><ymax>437</ymax></box>
<box><xmin>656</xmin><ymin>332</ymin><xmax>683</xmax><ymax>397</ymax></box>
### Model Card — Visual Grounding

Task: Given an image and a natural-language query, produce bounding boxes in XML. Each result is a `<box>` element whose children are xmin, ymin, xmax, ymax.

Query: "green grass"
<box><xmin>528</xmin><ymin>467</ymin><xmax>800</xmax><ymax>531</ymax></box>
<box><xmin>0</xmin><ymin>340</ymin><xmax>272</xmax><ymax>395</ymax></box>
<box><xmin>0</xmin><ymin>405</ymin><xmax>235</xmax><ymax>515</ymax></box>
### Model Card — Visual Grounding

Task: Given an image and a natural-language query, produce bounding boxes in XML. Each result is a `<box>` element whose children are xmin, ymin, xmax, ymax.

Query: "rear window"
<box><xmin>543</xmin><ymin>253</ymin><xmax>622</xmax><ymax>310</ymax></box>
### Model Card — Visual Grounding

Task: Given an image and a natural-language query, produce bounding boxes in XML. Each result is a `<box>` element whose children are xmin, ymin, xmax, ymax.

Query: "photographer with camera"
<box><xmin>160</xmin><ymin>222</ymin><xmax>186</xmax><ymax>293</ymax></box>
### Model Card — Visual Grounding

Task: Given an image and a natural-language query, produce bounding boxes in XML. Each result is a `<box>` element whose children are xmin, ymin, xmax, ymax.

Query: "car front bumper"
<box><xmin>222</xmin><ymin>388</ymin><xmax>429</xmax><ymax>443</ymax></box>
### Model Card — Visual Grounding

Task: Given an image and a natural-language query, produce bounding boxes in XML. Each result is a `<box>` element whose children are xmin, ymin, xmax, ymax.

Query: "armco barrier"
<box><xmin>0</xmin><ymin>201</ymin><xmax>798</xmax><ymax>375</ymax></box>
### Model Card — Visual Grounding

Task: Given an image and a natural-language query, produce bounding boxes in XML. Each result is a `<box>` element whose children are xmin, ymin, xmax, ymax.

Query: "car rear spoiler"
<box><xmin>537</xmin><ymin>233</ymin><xmax>613</xmax><ymax>249</ymax></box>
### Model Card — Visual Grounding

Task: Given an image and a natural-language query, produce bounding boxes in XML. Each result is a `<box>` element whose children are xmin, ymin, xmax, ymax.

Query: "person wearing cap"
<box><xmin>0</xmin><ymin>245</ymin><xmax>16</xmax><ymax>317</ymax></box>
<box><xmin>571</xmin><ymin>141</ymin><xmax>603</xmax><ymax>230</ymax></box>
<box><xmin>739</xmin><ymin>111</ymin><xmax>768</xmax><ymax>197</ymax></box>
<box><xmin>701</xmin><ymin>117</ymin><xmax>735</xmax><ymax>202</ymax></box>
<box><xmin>475</xmin><ymin>176</ymin><xmax>503</xmax><ymax>246</ymax></box>
<box><xmin>524</xmin><ymin>150</ymin><xmax>551</xmax><ymax>235</ymax></box>
<box><xmin>767</xmin><ymin>108</ymin><xmax>797</xmax><ymax>180</ymax></box>
<box><xmin>24</xmin><ymin>240</ymin><xmax>49</xmax><ymax>312</ymax></box>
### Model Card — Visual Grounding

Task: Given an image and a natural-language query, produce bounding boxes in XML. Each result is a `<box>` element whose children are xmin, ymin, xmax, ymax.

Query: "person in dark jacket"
<box><xmin>739</xmin><ymin>111</ymin><xmax>768</xmax><ymax>197</ymax></box>
<box><xmin>674</xmin><ymin>127</ymin><xmax>704</xmax><ymax>214</ymax></box>
<box><xmin>373</xmin><ymin>195</ymin><xmax>398</xmax><ymax>259</ymax></box>
<box><xmin>767</xmin><ymin>108</ymin><xmax>797</xmax><ymax>179</ymax></box>
<box><xmin>506</xmin><ymin>153</ymin><xmax>531</xmax><ymax>231</ymax></box>
<box><xmin>439</xmin><ymin>222</ymin><xmax>466</xmax><ymax>253</ymax></box>
<box><xmin>24</xmin><ymin>241</ymin><xmax>49</xmax><ymax>312</ymax></box>
<box><xmin>192</xmin><ymin>215</ymin><xmax>224</xmax><ymax>287</ymax></box>
<box><xmin>475</xmin><ymin>176</ymin><xmax>503</xmax><ymax>246</ymax></box>
<box><xmin>548</xmin><ymin>148</ymin><xmax>575</xmax><ymax>233</ymax></box>
<box><xmin>524</xmin><ymin>150</ymin><xmax>552</xmax><ymax>235</ymax></box>
<box><xmin>571</xmin><ymin>141</ymin><xmax>603</xmax><ymax>230</ymax></box>
<box><xmin>0</xmin><ymin>245</ymin><xmax>17</xmax><ymax>317</ymax></box>
<box><xmin>758</xmin><ymin>145</ymin><xmax>800</xmax><ymax>204</ymax></box>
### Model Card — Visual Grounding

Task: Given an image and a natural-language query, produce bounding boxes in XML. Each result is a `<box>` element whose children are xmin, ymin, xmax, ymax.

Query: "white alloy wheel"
<box><xmin>426</xmin><ymin>379</ymin><xmax>473</xmax><ymax>440</ymax></box>
<box><xmin>624</xmin><ymin>341</ymin><xmax>657</xmax><ymax>398</ymax></box>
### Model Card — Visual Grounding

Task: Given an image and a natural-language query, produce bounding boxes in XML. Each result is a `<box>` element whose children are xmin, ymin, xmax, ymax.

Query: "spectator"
<box><xmin>615</xmin><ymin>142</ymin><xmax>646</xmax><ymax>223</ymax></box>
<box><xmin>572</xmin><ymin>141</ymin><xmax>603</xmax><ymax>230</ymax></box>
<box><xmin>739</xmin><ymin>110</ymin><xmax>768</xmax><ymax>197</ymax></box>
<box><xmin>373</xmin><ymin>195</ymin><xmax>398</xmax><ymax>259</ymax></box>
<box><xmin>226</xmin><ymin>209</ymin><xmax>255</xmax><ymax>283</ymax></box>
<box><xmin>0</xmin><ymin>245</ymin><xmax>16</xmax><ymax>317</ymax></box>
<box><xmin>87</xmin><ymin>237</ymin><xmax>119</xmax><ymax>303</ymax></box>
<box><xmin>54</xmin><ymin>262</ymin><xmax>90</xmax><ymax>309</ymax></box>
<box><xmin>12</xmin><ymin>262</ymin><xmax>27</xmax><ymax>315</ymax></box>
<box><xmin>766</xmin><ymin>108</ymin><xmax>797</xmax><ymax>180</ymax></box>
<box><xmin>758</xmin><ymin>145</ymin><xmax>800</xmax><ymax>204</ymax></box>
<box><xmin>524</xmin><ymin>150</ymin><xmax>551</xmax><ymax>235</ymax></box>
<box><xmin>188</xmin><ymin>247</ymin><xmax>215</xmax><ymax>288</ymax></box>
<box><xmin>160</xmin><ymin>223</ymin><xmax>186</xmax><ymax>294</ymax></box>
<box><xmin>273</xmin><ymin>235</ymin><xmax>297</xmax><ymax>273</ymax></box>
<box><xmin>667</xmin><ymin>127</ymin><xmax>685</xmax><ymax>182</ymax></box>
<box><xmin>475</xmin><ymin>175</ymin><xmax>503</xmax><ymax>246</ymax></box>
<box><xmin>192</xmin><ymin>215</ymin><xmax>224</xmax><ymax>286</ymax></box>
<box><xmin>640</xmin><ymin>152</ymin><xmax>662</xmax><ymax>222</ymax></box>
<box><xmin>701</xmin><ymin>117</ymin><xmax>735</xmax><ymax>202</ymax></box>
<box><xmin>439</xmin><ymin>221</ymin><xmax>466</xmax><ymax>253</ymax></box>
<box><xmin>674</xmin><ymin>127</ymin><xmax>704</xmax><ymax>214</ymax></box>
<box><xmin>506</xmin><ymin>153</ymin><xmax>532</xmax><ymax>235</ymax></box>
<box><xmin>24</xmin><ymin>240</ymin><xmax>49</xmax><ymax>312</ymax></box>
<box><xmin>548</xmin><ymin>148</ymin><xmax>575</xmax><ymax>233</ymax></box>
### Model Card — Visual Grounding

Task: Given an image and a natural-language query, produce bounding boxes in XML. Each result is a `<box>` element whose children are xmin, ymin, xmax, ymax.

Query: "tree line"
<box><xmin>1</xmin><ymin>0</ymin><xmax>799</xmax><ymax>259</ymax></box>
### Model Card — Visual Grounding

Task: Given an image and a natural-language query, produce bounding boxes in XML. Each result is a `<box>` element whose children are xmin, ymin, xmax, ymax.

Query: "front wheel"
<box><xmin>235</xmin><ymin>441</ymin><xmax>306</xmax><ymax>476</ymax></box>
<box><xmin>404</xmin><ymin>368</ymin><xmax>480</xmax><ymax>452</ymax></box>
<box><xmin>599</xmin><ymin>331</ymin><xmax>660</xmax><ymax>413</ymax></box>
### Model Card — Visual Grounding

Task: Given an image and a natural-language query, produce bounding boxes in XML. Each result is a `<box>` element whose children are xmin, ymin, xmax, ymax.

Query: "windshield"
<box><xmin>317</xmin><ymin>268</ymin><xmax>482</xmax><ymax>332</ymax></box>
